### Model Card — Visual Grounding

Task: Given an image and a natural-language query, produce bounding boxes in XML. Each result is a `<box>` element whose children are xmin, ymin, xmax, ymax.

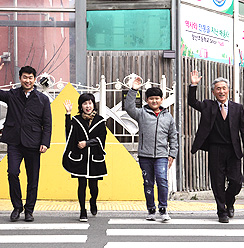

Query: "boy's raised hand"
<box><xmin>132</xmin><ymin>77</ymin><xmax>142</xmax><ymax>90</ymax></box>
<box><xmin>190</xmin><ymin>70</ymin><xmax>202</xmax><ymax>85</ymax></box>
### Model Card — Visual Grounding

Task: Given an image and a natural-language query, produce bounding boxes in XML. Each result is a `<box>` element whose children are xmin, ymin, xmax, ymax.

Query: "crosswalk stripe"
<box><xmin>108</xmin><ymin>218</ymin><xmax>244</xmax><ymax>225</ymax></box>
<box><xmin>0</xmin><ymin>235</ymin><xmax>87</xmax><ymax>243</ymax></box>
<box><xmin>0</xmin><ymin>223</ymin><xmax>89</xmax><ymax>230</ymax></box>
<box><xmin>104</xmin><ymin>242</ymin><xmax>244</xmax><ymax>248</ymax></box>
<box><xmin>106</xmin><ymin>229</ymin><xmax>244</xmax><ymax>236</ymax></box>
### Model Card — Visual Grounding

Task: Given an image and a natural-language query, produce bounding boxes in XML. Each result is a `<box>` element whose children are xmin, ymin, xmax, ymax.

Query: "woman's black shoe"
<box><xmin>80</xmin><ymin>209</ymin><xmax>88</xmax><ymax>222</ymax></box>
<box><xmin>90</xmin><ymin>200</ymin><xmax>97</xmax><ymax>216</ymax></box>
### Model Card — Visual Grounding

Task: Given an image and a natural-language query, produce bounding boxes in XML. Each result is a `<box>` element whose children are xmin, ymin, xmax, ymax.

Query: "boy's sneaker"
<box><xmin>146</xmin><ymin>208</ymin><xmax>156</xmax><ymax>221</ymax></box>
<box><xmin>159</xmin><ymin>207</ymin><xmax>171</xmax><ymax>221</ymax></box>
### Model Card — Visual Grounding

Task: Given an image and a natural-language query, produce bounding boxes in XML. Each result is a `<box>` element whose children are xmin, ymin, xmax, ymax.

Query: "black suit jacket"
<box><xmin>188</xmin><ymin>85</ymin><xmax>244</xmax><ymax>159</ymax></box>
<box><xmin>0</xmin><ymin>86</ymin><xmax>52</xmax><ymax>149</ymax></box>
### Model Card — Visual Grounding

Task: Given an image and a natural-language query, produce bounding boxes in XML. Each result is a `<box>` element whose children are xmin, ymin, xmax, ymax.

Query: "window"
<box><xmin>240</xmin><ymin>1</ymin><xmax>244</xmax><ymax>15</ymax></box>
<box><xmin>87</xmin><ymin>9</ymin><xmax>171</xmax><ymax>51</ymax></box>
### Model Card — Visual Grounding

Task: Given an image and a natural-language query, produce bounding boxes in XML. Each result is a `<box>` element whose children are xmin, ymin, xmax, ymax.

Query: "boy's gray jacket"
<box><xmin>125</xmin><ymin>89</ymin><xmax>178</xmax><ymax>158</ymax></box>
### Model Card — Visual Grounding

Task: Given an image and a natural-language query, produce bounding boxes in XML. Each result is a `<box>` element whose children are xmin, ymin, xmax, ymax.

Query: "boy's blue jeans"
<box><xmin>139</xmin><ymin>157</ymin><xmax>168</xmax><ymax>210</ymax></box>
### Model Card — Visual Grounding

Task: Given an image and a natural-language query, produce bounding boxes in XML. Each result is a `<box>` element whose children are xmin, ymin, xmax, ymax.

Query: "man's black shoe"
<box><xmin>218</xmin><ymin>215</ymin><xmax>229</xmax><ymax>223</ymax></box>
<box><xmin>227</xmin><ymin>207</ymin><xmax>234</xmax><ymax>218</ymax></box>
<box><xmin>10</xmin><ymin>208</ymin><xmax>22</xmax><ymax>222</ymax></box>
<box><xmin>25</xmin><ymin>212</ymin><xmax>34</xmax><ymax>222</ymax></box>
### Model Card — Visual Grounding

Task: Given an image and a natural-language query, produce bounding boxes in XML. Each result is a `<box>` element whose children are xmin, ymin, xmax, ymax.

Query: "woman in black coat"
<box><xmin>63</xmin><ymin>93</ymin><xmax>107</xmax><ymax>222</ymax></box>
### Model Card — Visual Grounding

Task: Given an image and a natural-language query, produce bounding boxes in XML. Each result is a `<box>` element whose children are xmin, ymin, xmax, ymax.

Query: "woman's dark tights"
<box><xmin>78</xmin><ymin>177</ymin><xmax>98</xmax><ymax>210</ymax></box>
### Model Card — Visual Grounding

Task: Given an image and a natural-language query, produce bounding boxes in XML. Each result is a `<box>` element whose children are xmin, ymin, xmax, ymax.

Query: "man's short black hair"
<box><xmin>145</xmin><ymin>87</ymin><xmax>163</xmax><ymax>98</ymax></box>
<box><xmin>19</xmin><ymin>66</ymin><xmax>37</xmax><ymax>78</ymax></box>
<box><xmin>78</xmin><ymin>93</ymin><xmax>97</xmax><ymax>113</ymax></box>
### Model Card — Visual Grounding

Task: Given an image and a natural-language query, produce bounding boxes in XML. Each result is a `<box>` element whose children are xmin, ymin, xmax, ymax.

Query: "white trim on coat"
<box><xmin>96</xmin><ymin>137</ymin><xmax>107</xmax><ymax>155</ymax></box>
<box><xmin>63</xmin><ymin>125</ymin><xmax>73</xmax><ymax>155</ymax></box>
<box><xmin>91</xmin><ymin>154</ymin><xmax>105</xmax><ymax>162</ymax></box>
<box><xmin>72</xmin><ymin>116</ymin><xmax>89</xmax><ymax>139</ymax></box>
<box><xmin>72</xmin><ymin>116</ymin><xmax>90</xmax><ymax>176</ymax></box>
<box><xmin>64</xmin><ymin>116</ymin><xmax>106</xmax><ymax>178</ymax></box>
<box><xmin>89</xmin><ymin>119</ymin><xmax>106</xmax><ymax>133</ymax></box>
<box><xmin>62</xmin><ymin>166</ymin><xmax>108</xmax><ymax>178</ymax></box>
<box><xmin>68</xmin><ymin>151</ymin><xmax>83</xmax><ymax>161</ymax></box>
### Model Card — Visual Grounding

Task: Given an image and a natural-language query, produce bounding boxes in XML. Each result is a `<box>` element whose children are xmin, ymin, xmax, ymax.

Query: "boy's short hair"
<box><xmin>19</xmin><ymin>66</ymin><xmax>37</xmax><ymax>78</ymax></box>
<box><xmin>145</xmin><ymin>87</ymin><xmax>163</xmax><ymax>98</ymax></box>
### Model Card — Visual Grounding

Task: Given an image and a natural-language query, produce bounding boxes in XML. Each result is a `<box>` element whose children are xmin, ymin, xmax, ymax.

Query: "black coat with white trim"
<box><xmin>62</xmin><ymin>114</ymin><xmax>107</xmax><ymax>178</ymax></box>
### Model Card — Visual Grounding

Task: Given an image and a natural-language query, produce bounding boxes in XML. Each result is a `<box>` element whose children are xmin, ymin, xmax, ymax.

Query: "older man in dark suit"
<box><xmin>188</xmin><ymin>70</ymin><xmax>244</xmax><ymax>223</ymax></box>
<box><xmin>0</xmin><ymin>59</ymin><xmax>52</xmax><ymax>222</ymax></box>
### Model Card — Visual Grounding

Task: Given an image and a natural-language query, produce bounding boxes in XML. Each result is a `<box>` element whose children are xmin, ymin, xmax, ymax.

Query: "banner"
<box><xmin>181</xmin><ymin>4</ymin><xmax>233</xmax><ymax>64</ymax></box>
<box><xmin>238</xmin><ymin>21</ymin><xmax>244</xmax><ymax>67</ymax></box>
<box><xmin>182</xmin><ymin>0</ymin><xmax>234</xmax><ymax>14</ymax></box>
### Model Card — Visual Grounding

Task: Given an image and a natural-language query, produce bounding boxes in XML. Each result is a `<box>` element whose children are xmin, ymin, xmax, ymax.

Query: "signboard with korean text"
<box><xmin>122</xmin><ymin>90</ymin><xmax>142</xmax><ymax>110</ymax></box>
<box><xmin>181</xmin><ymin>4</ymin><xmax>233</xmax><ymax>64</ymax></box>
<box><xmin>182</xmin><ymin>0</ymin><xmax>234</xmax><ymax>14</ymax></box>
<box><xmin>238</xmin><ymin>20</ymin><xmax>244</xmax><ymax>67</ymax></box>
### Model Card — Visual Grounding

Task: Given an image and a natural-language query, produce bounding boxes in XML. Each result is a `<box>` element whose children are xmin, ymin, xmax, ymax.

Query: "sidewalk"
<box><xmin>1</xmin><ymin>190</ymin><xmax>244</xmax><ymax>212</ymax></box>
<box><xmin>1</xmin><ymin>199</ymin><xmax>244</xmax><ymax>212</ymax></box>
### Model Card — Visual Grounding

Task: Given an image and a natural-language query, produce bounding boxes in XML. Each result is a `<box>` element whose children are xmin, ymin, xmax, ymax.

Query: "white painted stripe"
<box><xmin>108</xmin><ymin>218</ymin><xmax>244</xmax><ymax>225</ymax></box>
<box><xmin>0</xmin><ymin>223</ymin><xmax>89</xmax><ymax>230</ymax></box>
<box><xmin>104</xmin><ymin>242</ymin><xmax>244</xmax><ymax>248</ymax></box>
<box><xmin>106</xmin><ymin>229</ymin><xmax>244</xmax><ymax>236</ymax></box>
<box><xmin>0</xmin><ymin>235</ymin><xmax>87</xmax><ymax>243</ymax></box>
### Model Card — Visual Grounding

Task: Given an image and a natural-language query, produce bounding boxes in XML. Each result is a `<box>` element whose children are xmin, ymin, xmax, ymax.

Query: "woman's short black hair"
<box><xmin>78</xmin><ymin>93</ymin><xmax>96</xmax><ymax>113</ymax></box>
<box><xmin>145</xmin><ymin>87</ymin><xmax>163</xmax><ymax>98</ymax></box>
<box><xmin>19</xmin><ymin>66</ymin><xmax>37</xmax><ymax>78</ymax></box>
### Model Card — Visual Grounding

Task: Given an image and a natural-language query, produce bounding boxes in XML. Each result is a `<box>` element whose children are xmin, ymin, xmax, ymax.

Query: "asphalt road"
<box><xmin>0</xmin><ymin>210</ymin><xmax>244</xmax><ymax>248</ymax></box>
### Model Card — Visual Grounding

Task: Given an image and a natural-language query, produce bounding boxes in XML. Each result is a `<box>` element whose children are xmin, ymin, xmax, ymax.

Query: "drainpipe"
<box><xmin>14</xmin><ymin>0</ymin><xmax>19</xmax><ymax>83</ymax></box>
<box><xmin>233</xmin><ymin>0</ymin><xmax>240</xmax><ymax>103</ymax></box>
<box><xmin>172</xmin><ymin>0</ymin><xmax>182</xmax><ymax>191</ymax></box>
<box><xmin>76</xmin><ymin>0</ymin><xmax>86</xmax><ymax>85</ymax></box>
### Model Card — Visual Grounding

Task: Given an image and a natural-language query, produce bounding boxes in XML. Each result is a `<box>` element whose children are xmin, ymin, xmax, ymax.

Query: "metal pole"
<box><xmin>172</xmin><ymin>0</ymin><xmax>182</xmax><ymax>191</ymax></box>
<box><xmin>14</xmin><ymin>0</ymin><xmax>19</xmax><ymax>84</ymax></box>
<box><xmin>233</xmin><ymin>0</ymin><xmax>240</xmax><ymax>103</ymax></box>
<box><xmin>76</xmin><ymin>0</ymin><xmax>86</xmax><ymax>85</ymax></box>
<box><xmin>99</xmin><ymin>75</ymin><xmax>106</xmax><ymax>119</ymax></box>
<box><xmin>160</xmin><ymin>75</ymin><xmax>166</xmax><ymax>99</ymax></box>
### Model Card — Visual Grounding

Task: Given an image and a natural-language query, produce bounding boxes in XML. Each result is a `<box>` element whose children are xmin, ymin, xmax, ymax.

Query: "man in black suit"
<box><xmin>0</xmin><ymin>59</ymin><xmax>52</xmax><ymax>222</ymax></box>
<box><xmin>188</xmin><ymin>70</ymin><xmax>244</xmax><ymax>223</ymax></box>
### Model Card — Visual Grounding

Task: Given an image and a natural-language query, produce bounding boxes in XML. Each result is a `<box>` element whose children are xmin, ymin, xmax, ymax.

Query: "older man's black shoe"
<box><xmin>25</xmin><ymin>212</ymin><xmax>34</xmax><ymax>222</ymax></box>
<box><xmin>227</xmin><ymin>207</ymin><xmax>234</xmax><ymax>218</ymax></box>
<box><xmin>10</xmin><ymin>208</ymin><xmax>22</xmax><ymax>222</ymax></box>
<box><xmin>218</xmin><ymin>216</ymin><xmax>229</xmax><ymax>223</ymax></box>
